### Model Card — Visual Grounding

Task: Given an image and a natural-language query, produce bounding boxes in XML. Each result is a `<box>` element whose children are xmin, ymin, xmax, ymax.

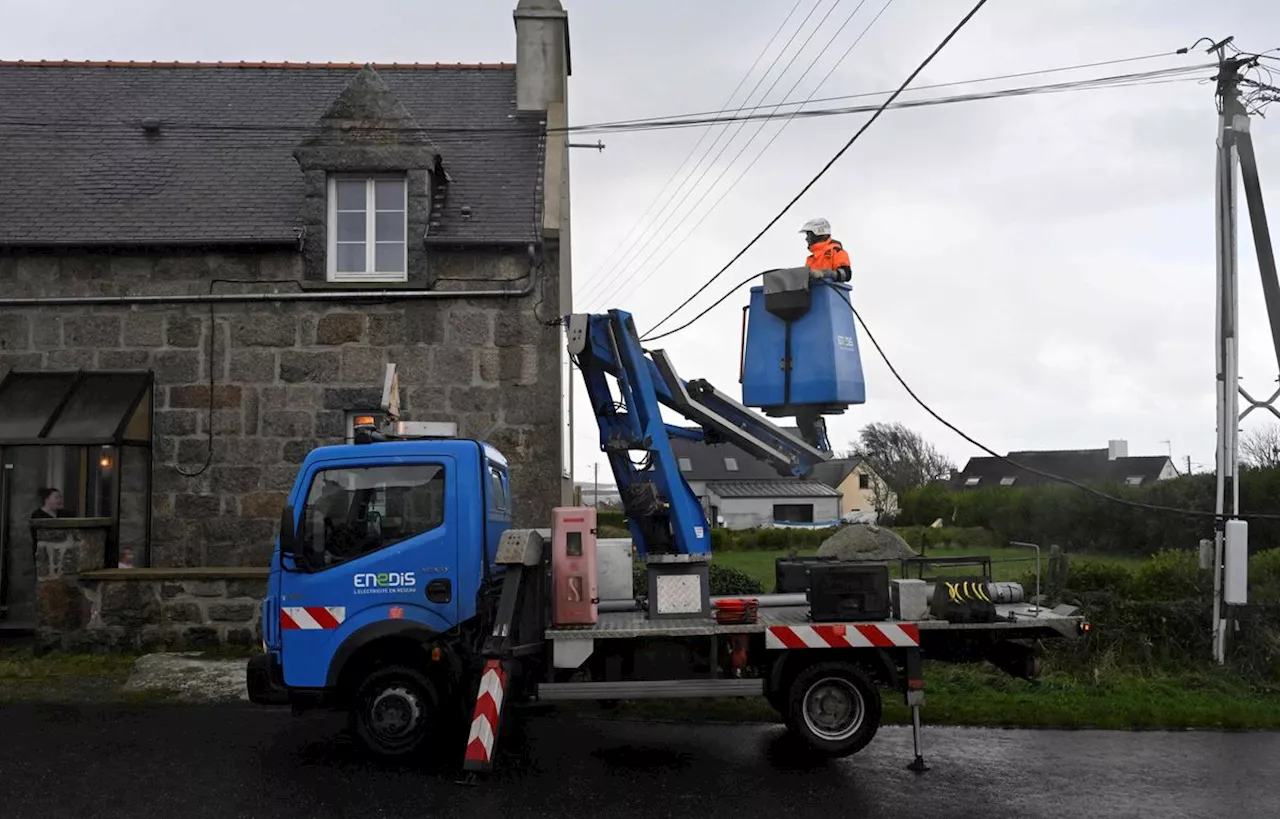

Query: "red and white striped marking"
<box><xmin>766</xmin><ymin>623</ymin><xmax>920</xmax><ymax>650</ymax></box>
<box><xmin>280</xmin><ymin>606</ymin><xmax>346</xmax><ymax>630</ymax></box>
<box><xmin>463</xmin><ymin>660</ymin><xmax>508</xmax><ymax>772</ymax></box>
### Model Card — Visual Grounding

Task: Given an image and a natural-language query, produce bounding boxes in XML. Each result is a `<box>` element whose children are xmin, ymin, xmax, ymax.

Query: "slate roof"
<box><xmin>808</xmin><ymin>457</ymin><xmax>864</xmax><ymax>489</ymax></box>
<box><xmin>706</xmin><ymin>480</ymin><xmax>841</xmax><ymax>499</ymax></box>
<box><xmin>0</xmin><ymin>62</ymin><xmax>545</xmax><ymax>246</ymax></box>
<box><xmin>670</xmin><ymin>434</ymin><xmax>798</xmax><ymax>482</ymax></box>
<box><xmin>951</xmin><ymin>449</ymin><xmax>1174</xmax><ymax>489</ymax></box>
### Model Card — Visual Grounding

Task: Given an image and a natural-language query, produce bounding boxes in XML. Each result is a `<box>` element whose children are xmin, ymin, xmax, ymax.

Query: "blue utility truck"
<box><xmin>247</xmin><ymin>275</ymin><xmax>1087</xmax><ymax>773</ymax></box>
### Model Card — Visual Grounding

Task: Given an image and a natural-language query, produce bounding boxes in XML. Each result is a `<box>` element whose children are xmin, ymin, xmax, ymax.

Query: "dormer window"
<box><xmin>328</xmin><ymin>175</ymin><xmax>407</xmax><ymax>282</ymax></box>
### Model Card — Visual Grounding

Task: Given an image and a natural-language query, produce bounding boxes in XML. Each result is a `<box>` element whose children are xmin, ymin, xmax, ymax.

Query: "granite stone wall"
<box><xmin>0</xmin><ymin>245</ymin><xmax>562</xmax><ymax>568</ymax></box>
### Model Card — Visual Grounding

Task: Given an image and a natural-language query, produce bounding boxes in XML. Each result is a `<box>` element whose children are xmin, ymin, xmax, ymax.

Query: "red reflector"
<box><xmin>388</xmin><ymin>606</ymin><xmax>404</xmax><ymax>620</ymax></box>
<box><xmin>908</xmin><ymin>679</ymin><xmax>924</xmax><ymax>690</ymax></box>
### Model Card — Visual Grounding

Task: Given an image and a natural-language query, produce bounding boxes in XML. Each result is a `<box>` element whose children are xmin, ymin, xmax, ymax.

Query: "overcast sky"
<box><xmin>3</xmin><ymin>0</ymin><xmax>1279</xmax><ymax>483</ymax></box>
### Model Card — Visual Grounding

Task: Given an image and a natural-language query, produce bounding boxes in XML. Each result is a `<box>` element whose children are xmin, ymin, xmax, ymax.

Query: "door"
<box><xmin>0</xmin><ymin>447</ymin><xmax>47</xmax><ymax>629</ymax></box>
<box><xmin>278</xmin><ymin>457</ymin><xmax>458</xmax><ymax>688</ymax></box>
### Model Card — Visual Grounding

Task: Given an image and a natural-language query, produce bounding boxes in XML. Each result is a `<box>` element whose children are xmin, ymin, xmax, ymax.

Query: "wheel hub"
<box><xmin>803</xmin><ymin>677</ymin><xmax>865</xmax><ymax>742</ymax></box>
<box><xmin>369</xmin><ymin>685</ymin><xmax>423</xmax><ymax>740</ymax></box>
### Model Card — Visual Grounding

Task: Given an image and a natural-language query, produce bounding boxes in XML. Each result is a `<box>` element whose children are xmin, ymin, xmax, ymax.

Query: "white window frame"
<box><xmin>964</xmin><ymin>476</ymin><xmax>981</xmax><ymax>487</ymax></box>
<box><xmin>724</xmin><ymin>457</ymin><xmax>739</xmax><ymax>472</ymax></box>
<box><xmin>1000</xmin><ymin>476</ymin><xmax>1016</xmax><ymax>486</ymax></box>
<box><xmin>327</xmin><ymin>174</ymin><xmax>408</xmax><ymax>283</ymax></box>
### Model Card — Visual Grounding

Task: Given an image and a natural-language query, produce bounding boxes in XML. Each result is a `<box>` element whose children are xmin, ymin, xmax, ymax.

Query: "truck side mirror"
<box><xmin>279</xmin><ymin>504</ymin><xmax>299</xmax><ymax>555</ymax></box>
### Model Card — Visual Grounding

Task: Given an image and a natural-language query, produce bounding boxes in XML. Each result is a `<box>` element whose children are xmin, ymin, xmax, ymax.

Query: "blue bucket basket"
<box><xmin>740</xmin><ymin>268</ymin><xmax>866</xmax><ymax>415</ymax></box>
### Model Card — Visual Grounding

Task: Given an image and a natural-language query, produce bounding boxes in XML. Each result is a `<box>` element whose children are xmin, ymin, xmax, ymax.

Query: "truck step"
<box><xmin>537</xmin><ymin>677</ymin><xmax>764</xmax><ymax>701</ymax></box>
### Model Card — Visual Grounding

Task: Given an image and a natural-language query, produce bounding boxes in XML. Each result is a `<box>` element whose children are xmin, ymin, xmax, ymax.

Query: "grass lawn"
<box><xmin>0</xmin><ymin>646</ymin><xmax>260</xmax><ymax>704</ymax></box>
<box><xmin>583</xmin><ymin>662</ymin><xmax>1280</xmax><ymax>731</ymax></box>
<box><xmin>714</xmin><ymin>547</ymin><xmax>1145</xmax><ymax>592</ymax></box>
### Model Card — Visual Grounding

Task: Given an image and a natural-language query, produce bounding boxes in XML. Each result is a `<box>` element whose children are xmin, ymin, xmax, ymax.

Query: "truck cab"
<box><xmin>249</xmin><ymin>432</ymin><xmax>512</xmax><ymax>756</ymax></box>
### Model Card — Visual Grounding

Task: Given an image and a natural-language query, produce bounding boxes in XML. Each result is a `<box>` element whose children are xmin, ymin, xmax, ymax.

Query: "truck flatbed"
<box><xmin>543</xmin><ymin>603</ymin><xmax>1083</xmax><ymax>641</ymax></box>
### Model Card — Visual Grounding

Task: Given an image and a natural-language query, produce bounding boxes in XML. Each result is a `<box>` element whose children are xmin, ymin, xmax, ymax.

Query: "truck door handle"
<box><xmin>426</xmin><ymin>579</ymin><xmax>452</xmax><ymax>604</ymax></box>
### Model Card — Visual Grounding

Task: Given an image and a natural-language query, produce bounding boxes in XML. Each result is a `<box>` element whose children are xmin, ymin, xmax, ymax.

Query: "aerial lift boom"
<box><xmin>567</xmin><ymin>307</ymin><xmax>835</xmax><ymax>559</ymax></box>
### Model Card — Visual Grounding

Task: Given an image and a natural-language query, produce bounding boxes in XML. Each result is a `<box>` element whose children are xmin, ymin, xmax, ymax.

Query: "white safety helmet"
<box><xmin>800</xmin><ymin>218</ymin><xmax>831</xmax><ymax>236</ymax></box>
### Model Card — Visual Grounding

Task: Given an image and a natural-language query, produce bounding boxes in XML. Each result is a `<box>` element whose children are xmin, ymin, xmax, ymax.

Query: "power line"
<box><xmin>639</xmin><ymin>0</ymin><xmax>993</xmax><ymax>340</ymax></box>
<box><xmin>574</xmin><ymin>49</ymin><xmax>1189</xmax><ymax>130</ymax></box>
<box><xmin>607</xmin><ymin>0</ymin><xmax>894</xmax><ymax>311</ymax></box>
<box><xmin>578</xmin><ymin>0</ymin><xmax>808</xmax><ymax>301</ymax></box>
<box><xmin>0</xmin><ymin>69</ymin><xmax>1209</xmax><ymax>160</ymax></box>
<box><xmin>577</xmin><ymin>64</ymin><xmax>1211</xmax><ymax>136</ymax></box>
<box><xmin>831</xmin><ymin>284</ymin><xmax>1280</xmax><ymax>522</ymax></box>
<box><xmin>635</xmin><ymin>69</ymin><xmax>1212</xmax><ymax>344</ymax></box>
<box><xmin>580</xmin><ymin>0</ymin><xmax>843</xmax><ymax>307</ymax></box>
<box><xmin>0</xmin><ymin>59</ymin><xmax>1207</xmax><ymax>140</ymax></box>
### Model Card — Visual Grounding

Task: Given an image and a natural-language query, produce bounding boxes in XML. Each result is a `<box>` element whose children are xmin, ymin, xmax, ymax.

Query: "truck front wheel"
<box><xmin>785</xmin><ymin>661</ymin><xmax>881</xmax><ymax>757</ymax></box>
<box><xmin>351</xmin><ymin>665</ymin><xmax>440</xmax><ymax>757</ymax></box>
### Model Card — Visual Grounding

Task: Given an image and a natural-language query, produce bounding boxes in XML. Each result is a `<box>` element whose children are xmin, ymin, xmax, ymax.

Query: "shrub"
<box><xmin>1064</xmin><ymin>561</ymin><xmax>1135</xmax><ymax>596</ymax></box>
<box><xmin>630</xmin><ymin>562</ymin><xmax>764</xmax><ymax>598</ymax></box>
<box><xmin>708</xmin><ymin>564</ymin><xmax>765</xmax><ymax>596</ymax></box>
<box><xmin>891</xmin><ymin>469</ymin><xmax>1280</xmax><ymax>558</ymax></box>
<box><xmin>1251</xmin><ymin>549</ymin><xmax>1280</xmax><ymax>604</ymax></box>
<box><xmin>1131</xmin><ymin>549</ymin><xmax>1206</xmax><ymax>601</ymax></box>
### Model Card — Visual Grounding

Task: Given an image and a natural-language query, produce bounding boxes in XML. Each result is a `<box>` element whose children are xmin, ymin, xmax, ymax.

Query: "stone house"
<box><xmin>0</xmin><ymin>0</ymin><xmax>574</xmax><ymax>635</ymax></box>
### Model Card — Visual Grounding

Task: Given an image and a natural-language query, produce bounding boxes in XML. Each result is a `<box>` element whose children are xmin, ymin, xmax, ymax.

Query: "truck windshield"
<box><xmin>297</xmin><ymin>463</ymin><xmax>445</xmax><ymax>570</ymax></box>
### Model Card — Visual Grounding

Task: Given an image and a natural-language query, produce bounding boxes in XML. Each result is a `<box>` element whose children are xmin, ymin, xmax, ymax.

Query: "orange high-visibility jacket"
<box><xmin>805</xmin><ymin>238</ymin><xmax>851</xmax><ymax>274</ymax></box>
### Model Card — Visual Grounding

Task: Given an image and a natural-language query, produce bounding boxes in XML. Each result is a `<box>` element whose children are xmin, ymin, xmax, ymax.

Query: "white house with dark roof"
<box><xmin>669</xmin><ymin>436</ymin><xmax>845</xmax><ymax>529</ymax></box>
<box><xmin>951</xmin><ymin>439</ymin><xmax>1177</xmax><ymax>490</ymax></box>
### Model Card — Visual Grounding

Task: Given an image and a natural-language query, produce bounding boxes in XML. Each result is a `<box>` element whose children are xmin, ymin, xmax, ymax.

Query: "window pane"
<box><xmin>336</xmin><ymin>243</ymin><xmax>366</xmax><ymax>273</ymax></box>
<box><xmin>299</xmin><ymin>464</ymin><xmax>446</xmax><ymax>569</ymax></box>
<box><xmin>375</xmin><ymin>210</ymin><xmax>405</xmax><ymax>242</ymax></box>
<box><xmin>335</xmin><ymin>179</ymin><xmax>366</xmax><ymax>210</ymax></box>
<box><xmin>337</xmin><ymin>211</ymin><xmax>366</xmax><ymax>242</ymax></box>
<box><xmin>375</xmin><ymin>242</ymin><xmax>404</xmax><ymax>273</ymax></box>
<box><xmin>375</xmin><ymin>179</ymin><xmax>405</xmax><ymax>211</ymax></box>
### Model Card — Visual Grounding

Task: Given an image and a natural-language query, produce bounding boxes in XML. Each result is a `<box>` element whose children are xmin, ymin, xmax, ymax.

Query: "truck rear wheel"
<box><xmin>351</xmin><ymin>665</ymin><xmax>440</xmax><ymax>758</ymax></box>
<box><xmin>785</xmin><ymin>661</ymin><xmax>881</xmax><ymax>757</ymax></box>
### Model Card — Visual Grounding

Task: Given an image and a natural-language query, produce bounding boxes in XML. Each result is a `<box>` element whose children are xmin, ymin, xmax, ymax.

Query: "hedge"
<box><xmin>1026</xmin><ymin>548</ymin><xmax>1280</xmax><ymax>679</ymax></box>
<box><xmin>895</xmin><ymin>466</ymin><xmax>1280</xmax><ymax>557</ymax></box>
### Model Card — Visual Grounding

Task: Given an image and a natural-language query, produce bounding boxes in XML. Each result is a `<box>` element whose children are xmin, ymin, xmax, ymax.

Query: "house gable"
<box><xmin>292</xmin><ymin>66</ymin><xmax>440</xmax><ymax>284</ymax></box>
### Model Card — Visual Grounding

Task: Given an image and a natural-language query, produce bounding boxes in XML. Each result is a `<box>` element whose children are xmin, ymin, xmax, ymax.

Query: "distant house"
<box><xmin>809</xmin><ymin>457</ymin><xmax>898</xmax><ymax>520</ymax></box>
<box><xmin>669</xmin><ymin>434</ymin><xmax>875</xmax><ymax>529</ymax></box>
<box><xmin>951</xmin><ymin>439</ymin><xmax>1177</xmax><ymax>490</ymax></box>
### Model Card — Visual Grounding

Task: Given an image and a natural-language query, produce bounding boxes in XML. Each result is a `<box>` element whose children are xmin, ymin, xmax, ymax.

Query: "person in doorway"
<box><xmin>800</xmin><ymin>218</ymin><xmax>852</xmax><ymax>282</ymax></box>
<box><xmin>29</xmin><ymin>487</ymin><xmax>64</xmax><ymax>557</ymax></box>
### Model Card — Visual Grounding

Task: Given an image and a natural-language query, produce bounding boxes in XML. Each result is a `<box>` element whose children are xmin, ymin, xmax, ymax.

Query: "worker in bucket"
<box><xmin>800</xmin><ymin>218</ymin><xmax>852</xmax><ymax>282</ymax></box>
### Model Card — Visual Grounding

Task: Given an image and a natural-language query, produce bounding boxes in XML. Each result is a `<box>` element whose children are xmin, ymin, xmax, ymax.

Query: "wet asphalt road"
<box><xmin>1</xmin><ymin>702</ymin><xmax>1276</xmax><ymax>819</ymax></box>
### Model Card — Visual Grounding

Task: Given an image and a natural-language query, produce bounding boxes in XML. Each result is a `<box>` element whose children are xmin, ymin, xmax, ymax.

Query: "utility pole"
<box><xmin>593</xmin><ymin>462</ymin><xmax>599</xmax><ymax>512</ymax></box>
<box><xmin>1187</xmin><ymin>455</ymin><xmax>1193</xmax><ymax>476</ymax></box>
<box><xmin>1211</xmin><ymin>38</ymin><xmax>1242</xmax><ymax>664</ymax></box>
<box><xmin>1202</xmin><ymin>36</ymin><xmax>1280</xmax><ymax>663</ymax></box>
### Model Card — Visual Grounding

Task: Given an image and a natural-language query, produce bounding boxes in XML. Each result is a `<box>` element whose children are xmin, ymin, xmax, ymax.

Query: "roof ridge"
<box><xmin>0</xmin><ymin>60</ymin><xmax>513</xmax><ymax>70</ymax></box>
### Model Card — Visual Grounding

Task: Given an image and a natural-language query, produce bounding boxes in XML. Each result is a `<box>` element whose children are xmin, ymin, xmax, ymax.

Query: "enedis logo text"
<box><xmin>353</xmin><ymin>572</ymin><xmax>417</xmax><ymax>594</ymax></box>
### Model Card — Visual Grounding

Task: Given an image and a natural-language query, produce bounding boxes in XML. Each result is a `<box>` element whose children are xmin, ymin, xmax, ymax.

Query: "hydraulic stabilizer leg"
<box><xmin>905</xmin><ymin>649</ymin><xmax>929</xmax><ymax>773</ymax></box>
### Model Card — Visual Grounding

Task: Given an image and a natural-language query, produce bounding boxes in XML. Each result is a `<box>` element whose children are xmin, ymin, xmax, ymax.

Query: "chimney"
<box><xmin>514</xmin><ymin>0</ymin><xmax>570</xmax><ymax>112</ymax></box>
<box><xmin>1108</xmin><ymin>439</ymin><xmax>1128</xmax><ymax>460</ymax></box>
